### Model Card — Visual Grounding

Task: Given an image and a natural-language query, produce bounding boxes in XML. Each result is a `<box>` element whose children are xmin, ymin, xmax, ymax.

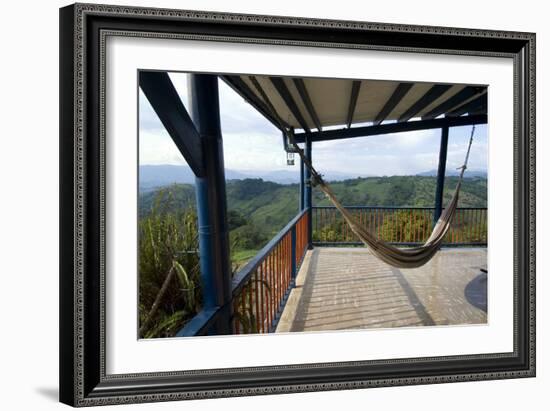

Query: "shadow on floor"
<box><xmin>464</xmin><ymin>271</ymin><xmax>488</xmax><ymax>312</ymax></box>
<box><xmin>390</xmin><ymin>267</ymin><xmax>436</xmax><ymax>326</ymax></box>
<box><xmin>289</xmin><ymin>249</ymin><xmax>436</xmax><ymax>331</ymax></box>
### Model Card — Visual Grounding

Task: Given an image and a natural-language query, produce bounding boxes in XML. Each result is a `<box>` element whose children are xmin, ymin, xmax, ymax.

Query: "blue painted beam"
<box><xmin>299</xmin><ymin>158</ymin><xmax>305</xmax><ymax>211</ymax></box>
<box><xmin>175</xmin><ymin>306</ymin><xmax>221</xmax><ymax>337</ymax></box>
<box><xmin>434</xmin><ymin>126</ymin><xmax>449</xmax><ymax>223</ymax></box>
<box><xmin>293</xmin><ymin>114</ymin><xmax>487</xmax><ymax>143</ymax></box>
<box><xmin>188</xmin><ymin>74</ymin><xmax>233</xmax><ymax>335</ymax></box>
<box><xmin>139</xmin><ymin>71</ymin><xmax>205</xmax><ymax>176</ymax></box>
<box><xmin>305</xmin><ymin>136</ymin><xmax>313</xmax><ymax>249</ymax></box>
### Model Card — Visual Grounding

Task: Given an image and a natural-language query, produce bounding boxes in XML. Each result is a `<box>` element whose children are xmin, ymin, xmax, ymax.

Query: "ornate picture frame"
<box><xmin>59</xmin><ymin>3</ymin><xmax>535</xmax><ymax>406</ymax></box>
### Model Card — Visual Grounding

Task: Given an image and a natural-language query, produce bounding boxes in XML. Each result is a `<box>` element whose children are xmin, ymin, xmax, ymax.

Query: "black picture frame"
<box><xmin>59</xmin><ymin>3</ymin><xmax>536</xmax><ymax>407</ymax></box>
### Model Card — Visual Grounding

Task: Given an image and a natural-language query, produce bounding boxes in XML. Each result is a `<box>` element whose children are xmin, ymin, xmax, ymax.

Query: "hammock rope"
<box><xmin>287</xmin><ymin>125</ymin><xmax>476</xmax><ymax>268</ymax></box>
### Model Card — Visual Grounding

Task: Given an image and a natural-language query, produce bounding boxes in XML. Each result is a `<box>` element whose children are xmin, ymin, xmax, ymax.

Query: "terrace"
<box><xmin>139</xmin><ymin>71</ymin><xmax>488</xmax><ymax>337</ymax></box>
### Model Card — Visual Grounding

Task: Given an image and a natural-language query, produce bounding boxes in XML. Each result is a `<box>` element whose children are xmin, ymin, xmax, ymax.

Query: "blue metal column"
<box><xmin>305</xmin><ymin>136</ymin><xmax>313</xmax><ymax>249</ymax></box>
<box><xmin>299</xmin><ymin>158</ymin><xmax>305</xmax><ymax>211</ymax></box>
<box><xmin>434</xmin><ymin>126</ymin><xmax>449</xmax><ymax>223</ymax></box>
<box><xmin>190</xmin><ymin>74</ymin><xmax>233</xmax><ymax>335</ymax></box>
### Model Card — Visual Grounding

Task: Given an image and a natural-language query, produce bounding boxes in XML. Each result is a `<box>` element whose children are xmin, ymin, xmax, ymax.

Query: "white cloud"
<box><xmin>139</xmin><ymin>129</ymin><xmax>186</xmax><ymax>165</ymax></box>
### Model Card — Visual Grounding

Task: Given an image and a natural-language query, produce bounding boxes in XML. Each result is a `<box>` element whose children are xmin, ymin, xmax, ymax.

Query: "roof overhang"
<box><xmin>221</xmin><ymin>75</ymin><xmax>487</xmax><ymax>142</ymax></box>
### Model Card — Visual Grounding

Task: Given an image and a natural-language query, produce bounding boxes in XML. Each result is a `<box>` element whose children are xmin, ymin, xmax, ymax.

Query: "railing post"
<box><xmin>291</xmin><ymin>225</ymin><xmax>297</xmax><ymax>280</ymax></box>
<box><xmin>299</xmin><ymin>158</ymin><xmax>305</xmax><ymax>211</ymax></box>
<box><xmin>305</xmin><ymin>136</ymin><xmax>313</xmax><ymax>249</ymax></box>
<box><xmin>190</xmin><ymin>74</ymin><xmax>233</xmax><ymax>335</ymax></box>
<box><xmin>434</xmin><ymin>125</ymin><xmax>449</xmax><ymax>224</ymax></box>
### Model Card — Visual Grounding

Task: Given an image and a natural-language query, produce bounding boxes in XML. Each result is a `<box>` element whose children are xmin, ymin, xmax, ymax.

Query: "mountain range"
<box><xmin>139</xmin><ymin>164</ymin><xmax>369</xmax><ymax>190</ymax></box>
<box><xmin>140</xmin><ymin>164</ymin><xmax>486</xmax><ymax>191</ymax></box>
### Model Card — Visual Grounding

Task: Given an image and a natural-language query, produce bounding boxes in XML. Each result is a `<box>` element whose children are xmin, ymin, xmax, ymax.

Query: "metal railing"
<box><xmin>231</xmin><ymin>209</ymin><xmax>309</xmax><ymax>334</ymax></box>
<box><xmin>179</xmin><ymin>209</ymin><xmax>310</xmax><ymax>337</ymax></box>
<box><xmin>312</xmin><ymin>206</ymin><xmax>487</xmax><ymax>246</ymax></box>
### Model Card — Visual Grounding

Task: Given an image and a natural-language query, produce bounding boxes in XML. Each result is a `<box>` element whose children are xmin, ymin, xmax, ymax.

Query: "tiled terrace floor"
<box><xmin>276</xmin><ymin>247</ymin><xmax>487</xmax><ymax>333</ymax></box>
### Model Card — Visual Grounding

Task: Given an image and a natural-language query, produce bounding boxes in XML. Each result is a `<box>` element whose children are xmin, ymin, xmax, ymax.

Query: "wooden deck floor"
<box><xmin>276</xmin><ymin>247</ymin><xmax>487</xmax><ymax>333</ymax></box>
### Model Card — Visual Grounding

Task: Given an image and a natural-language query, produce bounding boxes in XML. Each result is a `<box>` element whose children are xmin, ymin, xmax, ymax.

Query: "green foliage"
<box><xmin>139</xmin><ymin>189</ymin><xmax>202</xmax><ymax>339</ymax></box>
<box><xmin>227</xmin><ymin>209</ymin><xmax>247</xmax><ymax>230</ymax></box>
<box><xmin>230</xmin><ymin>223</ymin><xmax>269</xmax><ymax>251</ymax></box>
<box><xmin>139</xmin><ymin>176</ymin><xmax>488</xmax><ymax>259</ymax></box>
<box><xmin>313</xmin><ymin>176</ymin><xmax>487</xmax><ymax>208</ymax></box>
<box><xmin>380</xmin><ymin>210</ymin><xmax>433</xmax><ymax>243</ymax></box>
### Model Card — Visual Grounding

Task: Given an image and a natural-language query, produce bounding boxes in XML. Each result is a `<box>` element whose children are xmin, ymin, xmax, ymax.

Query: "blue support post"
<box><xmin>299</xmin><ymin>158</ymin><xmax>305</xmax><ymax>211</ymax></box>
<box><xmin>305</xmin><ymin>136</ymin><xmax>313</xmax><ymax>249</ymax></box>
<box><xmin>434</xmin><ymin>126</ymin><xmax>449</xmax><ymax>223</ymax></box>
<box><xmin>190</xmin><ymin>74</ymin><xmax>233</xmax><ymax>335</ymax></box>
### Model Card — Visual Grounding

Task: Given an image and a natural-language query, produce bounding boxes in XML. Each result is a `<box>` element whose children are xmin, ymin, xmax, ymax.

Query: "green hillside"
<box><xmin>139</xmin><ymin>176</ymin><xmax>486</xmax><ymax>255</ymax></box>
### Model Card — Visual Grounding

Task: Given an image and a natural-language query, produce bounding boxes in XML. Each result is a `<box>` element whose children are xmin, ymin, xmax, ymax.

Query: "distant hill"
<box><xmin>139</xmin><ymin>164</ymin><xmax>369</xmax><ymax>191</ymax></box>
<box><xmin>139</xmin><ymin>165</ymin><xmax>251</xmax><ymax>191</ymax></box>
<box><xmin>416</xmin><ymin>169</ymin><xmax>487</xmax><ymax>178</ymax></box>
<box><xmin>139</xmin><ymin>175</ymin><xmax>487</xmax><ymax>243</ymax></box>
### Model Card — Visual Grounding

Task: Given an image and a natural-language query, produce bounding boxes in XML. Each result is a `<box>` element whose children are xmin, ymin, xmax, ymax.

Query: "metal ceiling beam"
<box><xmin>373</xmin><ymin>83</ymin><xmax>413</xmax><ymax>125</ymax></box>
<box><xmin>249</xmin><ymin>76</ymin><xmax>287</xmax><ymax>130</ymax></box>
<box><xmin>139</xmin><ymin>71</ymin><xmax>205</xmax><ymax>177</ymax></box>
<box><xmin>398</xmin><ymin>84</ymin><xmax>453</xmax><ymax>122</ymax></box>
<box><xmin>293</xmin><ymin>114</ymin><xmax>487</xmax><ymax>143</ymax></box>
<box><xmin>247</xmin><ymin>76</ymin><xmax>294</xmax><ymax>151</ymax></box>
<box><xmin>422</xmin><ymin>87</ymin><xmax>486</xmax><ymax>120</ymax></box>
<box><xmin>221</xmin><ymin>75</ymin><xmax>289</xmax><ymax>131</ymax></box>
<box><xmin>270</xmin><ymin>77</ymin><xmax>311</xmax><ymax>133</ymax></box>
<box><xmin>293</xmin><ymin>78</ymin><xmax>322</xmax><ymax>132</ymax></box>
<box><xmin>447</xmin><ymin>93</ymin><xmax>488</xmax><ymax>117</ymax></box>
<box><xmin>346</xmin><ymin>81</ymin><xmax>361</xmax><ymax>128</ymax></box>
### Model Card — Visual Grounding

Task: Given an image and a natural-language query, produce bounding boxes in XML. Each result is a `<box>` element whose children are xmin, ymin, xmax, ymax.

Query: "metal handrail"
<box><xmin>312</xmin><ymin>205</ymin><xmax>487</xmax><ymax>210</ymax></box>
<box><xmin>178</xmin><ymin>209</ymin><xmax>309</xmax><ymax>336</ymax></box>
<box><xmin>312</xmin><ymin>205</ymin><xmax>487</xmax><ymax>246</ymax></box>
<box><xmin>231</xmin><ymin>208</ymin><xmax>308</xmax><ymax>297</ymax></box>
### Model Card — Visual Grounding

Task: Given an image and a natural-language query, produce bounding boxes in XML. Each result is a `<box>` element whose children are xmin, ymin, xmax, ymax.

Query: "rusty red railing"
<box><xmin>231</xmin><ymin>209</ymin><xmax>309</xmax><ymax>334</ymax></box>
<box><xmin>312</xmin><ymin>206</ymin><xmax>487</xmax><ymax>246</ymax></box>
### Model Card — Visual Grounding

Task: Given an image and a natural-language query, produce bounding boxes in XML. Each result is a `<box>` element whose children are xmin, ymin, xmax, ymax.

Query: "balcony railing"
<box><xmin>178</xmin><ymin>209</ymin><xmax>309</xmax><ymax>336</ymax></box>
<box><xmin>231</xmin><ymin>209</ymin><xmax>308</xmax><ymax>334</ymax></box>
<box><xmin>178</xmin><ymin>205</ymin><xmax>486</xmax><ymax>336</ymax></box>
<box><xmin>312</xmin><ymin>206</ymin><xmax>487</xmax><ymax>246</ymax></box>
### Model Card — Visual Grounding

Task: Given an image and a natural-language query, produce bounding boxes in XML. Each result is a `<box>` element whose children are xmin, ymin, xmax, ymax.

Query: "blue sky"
<box><xmin>139</xmin><ymin>72</ymin><xmax>487</xmax><ymax>176</ymax></box>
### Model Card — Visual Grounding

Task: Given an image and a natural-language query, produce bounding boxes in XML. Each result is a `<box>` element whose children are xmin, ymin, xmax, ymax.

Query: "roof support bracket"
<box><xmin>346</xmin><ymin>81</ymin><xmax>361</xmax><ymax>128</ymax></box>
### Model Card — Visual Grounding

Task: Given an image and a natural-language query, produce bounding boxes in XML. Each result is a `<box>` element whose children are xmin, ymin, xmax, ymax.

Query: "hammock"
<box><xmin>288</xmin><ymin>126</ymin><xmax>476</xmax><ymax>269</ymax></box>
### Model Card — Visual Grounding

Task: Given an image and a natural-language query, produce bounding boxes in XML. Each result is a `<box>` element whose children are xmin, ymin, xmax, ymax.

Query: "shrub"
<box><xmin>138</xmin><ymin>189</ymin><xmax>202</xmax><ymax>338</ymax></box>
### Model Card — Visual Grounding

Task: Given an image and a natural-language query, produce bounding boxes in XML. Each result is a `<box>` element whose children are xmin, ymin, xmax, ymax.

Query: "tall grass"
<box><xmin>138</xmin><ymin>188</ymin><xmax>202</xmax><ymax>338</ymax></box>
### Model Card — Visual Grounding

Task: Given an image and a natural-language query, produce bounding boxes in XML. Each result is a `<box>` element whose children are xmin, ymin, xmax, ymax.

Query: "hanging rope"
<box><xmin>286</xmin><ymin>125</ymin><xmax>476</xmax><ymax>268</ymax></box>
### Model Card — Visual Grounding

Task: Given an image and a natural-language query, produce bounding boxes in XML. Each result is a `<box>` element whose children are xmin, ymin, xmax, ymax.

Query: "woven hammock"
<box><xmin>289</xmin><ymin>126</ymin><xmax>476</xmax><ymax>269</ymax></box>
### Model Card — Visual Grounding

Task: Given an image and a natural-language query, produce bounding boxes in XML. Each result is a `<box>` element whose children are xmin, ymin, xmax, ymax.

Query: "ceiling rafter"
<box><xmin>346</xmin><ymin>81</ymin><xmax>362</xmax><ymax>128</ymax></box>
<box><xmin>373</xmin><ymin>83</ymin><xmax>413</xmax><ymax>125</ymax></box>
<box><xmin>292</xmin><ymin>78</ymin><xmax>322</xmax><ymax>132</ymax></box>
<box><xmin>397</xmin><ymin>84</ymin><xmax>453</xmax><ymax>122</ymax></box>
<box><xmin>270</xmin><ymin>77</ymin><xmax>311</xmax><ymax>133</ymax></box>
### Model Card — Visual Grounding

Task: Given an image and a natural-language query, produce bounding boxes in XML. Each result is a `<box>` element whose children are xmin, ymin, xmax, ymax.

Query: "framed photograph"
<box><xmin>59</xmin><ymin>3</ymin><xmax>535</xmax><ymax>407</ymax></box>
